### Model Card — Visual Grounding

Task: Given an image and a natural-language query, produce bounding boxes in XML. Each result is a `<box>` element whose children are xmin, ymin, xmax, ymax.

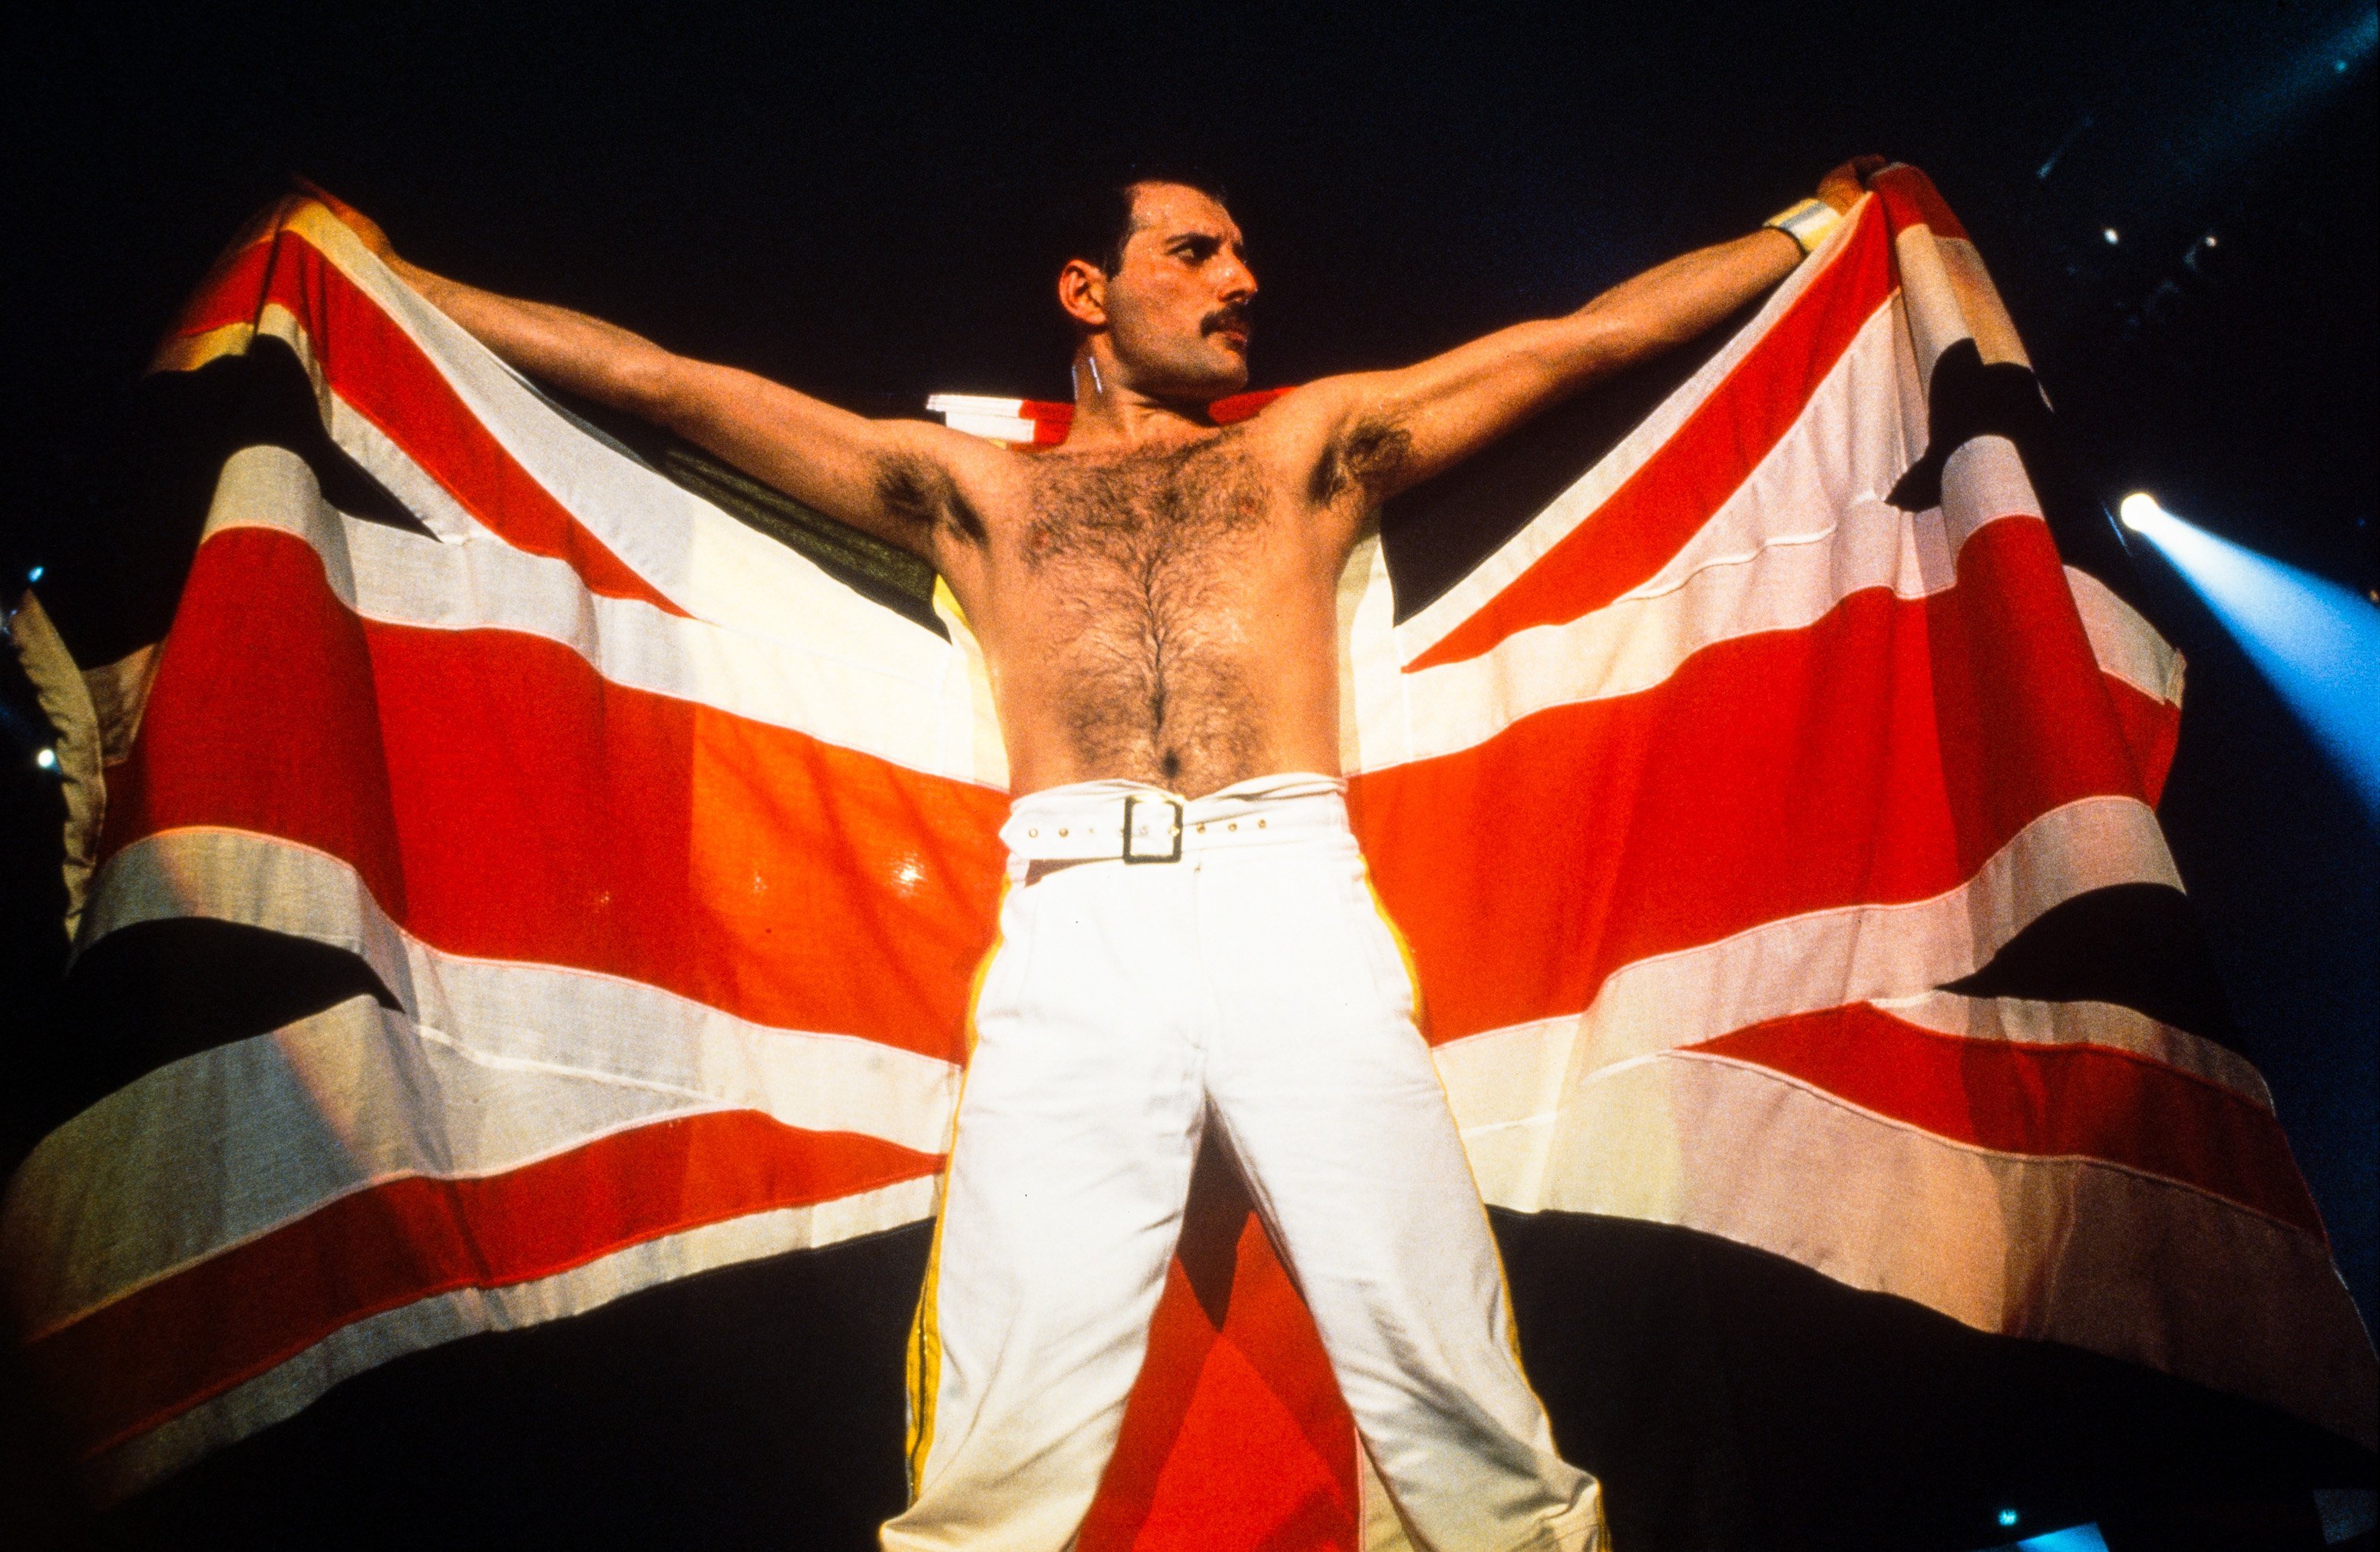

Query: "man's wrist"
<box><xmin>1764</xmin><ymin>197</ymin><xmax>1842</xmax><ymax>258</ymax></box>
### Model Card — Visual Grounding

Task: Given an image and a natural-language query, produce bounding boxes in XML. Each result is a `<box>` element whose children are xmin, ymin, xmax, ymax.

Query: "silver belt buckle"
<box><xmin>1122</xmin><ymin>794</ymin><xmax>1184</xmax><ymax>863</ymax></box>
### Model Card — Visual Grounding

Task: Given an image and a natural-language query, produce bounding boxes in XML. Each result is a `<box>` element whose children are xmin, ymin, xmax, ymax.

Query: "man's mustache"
<box><xmin>1201</xmin><ymin>306</ymin><xmax>1254</xmax><ymax>342</ymax></box>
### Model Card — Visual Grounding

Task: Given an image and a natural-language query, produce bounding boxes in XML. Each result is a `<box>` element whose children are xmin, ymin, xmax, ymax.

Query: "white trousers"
<box><xmin>883</xmin><ymin>776</ymin><xmax>1605</xmax><ymax>1552</ymax></box>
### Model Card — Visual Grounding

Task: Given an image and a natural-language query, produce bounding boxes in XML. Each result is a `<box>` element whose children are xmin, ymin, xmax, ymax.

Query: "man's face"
<box><xmin>1092</xmin><ymin>183</ymin><xmax>1258</xmax><ymax>401</ymax></box>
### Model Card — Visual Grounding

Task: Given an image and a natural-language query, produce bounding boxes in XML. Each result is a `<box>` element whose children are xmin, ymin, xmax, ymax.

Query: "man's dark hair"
<box><xmin>1053</xmin><ymin>166</ymin><xmax>1231</xmax><ymax>277</ymax></box>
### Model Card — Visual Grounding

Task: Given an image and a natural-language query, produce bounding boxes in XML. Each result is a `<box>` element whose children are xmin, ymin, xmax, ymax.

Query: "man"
<box><xmin>320</xmin><ymin>157</ymin><xmax>1872</xmax><ymax>1550</ymax></box>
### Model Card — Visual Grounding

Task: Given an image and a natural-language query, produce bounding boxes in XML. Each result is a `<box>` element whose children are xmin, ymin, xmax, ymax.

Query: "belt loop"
<box><xmin>1122</xmin><ymin>793</ymin><xmax>1185</xmax><ymax>863</ymax></box>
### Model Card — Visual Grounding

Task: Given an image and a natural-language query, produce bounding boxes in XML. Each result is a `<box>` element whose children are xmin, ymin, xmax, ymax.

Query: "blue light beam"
<box><xmin>2015</xmin><ymin>1525</ymin><xmax>2111</xmax><ymax>1552</ymax></box>
<box><xmin>2120</xmin><ymin>494</ymin><xmax>2380</xmax><ymax>823</ymax></box>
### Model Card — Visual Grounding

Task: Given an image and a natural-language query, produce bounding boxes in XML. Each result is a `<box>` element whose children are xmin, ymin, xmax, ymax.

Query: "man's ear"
<box><xmin>1057</xmin><ymin>259</ymin><xmax>1109</xmax><ymax>331</ymax></box>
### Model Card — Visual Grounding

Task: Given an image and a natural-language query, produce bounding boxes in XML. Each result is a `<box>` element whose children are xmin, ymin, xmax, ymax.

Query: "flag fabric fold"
<box><xmin>4</xmin><ymin>167</ymin><xmax>2368</xmax><ymax>1547</ymax></box>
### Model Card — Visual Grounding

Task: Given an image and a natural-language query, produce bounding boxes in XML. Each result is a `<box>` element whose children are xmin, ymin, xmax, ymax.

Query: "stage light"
<box><xmin>35</xmin><ymin>747</ymin><xmax>57</xmax><ymax>770</ymax></box>
<box><xmin>1998</xmin><ymin>1507</ymin><xmax>2021</xmax><ymax>1527</ymax></box>
<box><xmin>26</xmin><ymin>564</ymin><xmax>41</xmax><ymax>584</ymax></box>
<box><xmin>2011</xmin><ymin>1527</ymin><xmax>2111</xmax><ymax>1552</ymax></box>
<box><xmin>2120</xmin><ymin>493</ymin><xmax>2380</xmax><ymax>822</ymax></box>
<box><xmin>2102</xmin><ymin>227</ymin><xmax>2121</xmax><ymax>244</ymax></box>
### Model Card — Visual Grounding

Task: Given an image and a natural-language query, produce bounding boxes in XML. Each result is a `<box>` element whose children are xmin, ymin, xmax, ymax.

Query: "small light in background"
<box><xmin>2101</xmin><ymin>227</ymin><xmax>2121</xmax><ymax>244</ymax></box>
<box><xmin>26</xmin><ymin>564</ymin><xmax>42</xmax><ymax>584</ymax></box>
<box><xmin>1998</xmin><ymin>1507</ymin><xmax>2021</xmax><ymax>1528</ymax></box>
<box><xmin>36</xmin><ymin>747</ymin><xmax>58</xmax><ymax>771</ymax></box>
<box><xmin>2202</xmin><ymin>233</ymin><xmax>2219</xmax><ymax>248</ymax></box>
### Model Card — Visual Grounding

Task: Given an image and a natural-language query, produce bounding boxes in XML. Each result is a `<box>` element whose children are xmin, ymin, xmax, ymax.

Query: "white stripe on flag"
<box><xmin>2066</xmin><ymin>564</ymin><xmax>2186</xmax><ymax>708</ymax></box>
<box><xmin>939</xmin><ymin>412</ymin><xmax>1041</xmax><ymax>443</ymax></box>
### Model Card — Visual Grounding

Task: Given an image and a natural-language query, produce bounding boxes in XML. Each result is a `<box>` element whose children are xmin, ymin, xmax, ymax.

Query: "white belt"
<box><xmin>1002</xmin><ymin>775</ymin><xmax>1349</xmax><ymax>865</ymax></box>
<box><xmin>1011</xmin><ymin>793</ymin><xmax>1190</xmax><ymax>863</ymax></box>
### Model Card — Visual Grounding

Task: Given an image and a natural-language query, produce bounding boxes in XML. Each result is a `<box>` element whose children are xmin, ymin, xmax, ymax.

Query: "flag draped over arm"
<box><xmin>3</xmin><ymin>168</ymin><xmax>2368</xmax><ymax>1548</ymax></box>
<box><xmin>1341</xmin><ymin>169</ymin><xmax>2370</xmax><ymax>1455</ymax></box>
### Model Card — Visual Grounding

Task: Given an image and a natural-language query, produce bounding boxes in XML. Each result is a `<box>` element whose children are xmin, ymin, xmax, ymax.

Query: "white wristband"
<box><xmin>1765</xmin><ymin>197</ymin><xmax>1842</xmax><ymax>256</ymax></box>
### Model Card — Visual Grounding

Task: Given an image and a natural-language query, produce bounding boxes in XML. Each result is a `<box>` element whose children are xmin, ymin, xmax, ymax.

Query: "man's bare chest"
<box><xmin>1008</xmin><ymin>437</ymin><xmax>1280</xmax><ymax>585</ymax></box>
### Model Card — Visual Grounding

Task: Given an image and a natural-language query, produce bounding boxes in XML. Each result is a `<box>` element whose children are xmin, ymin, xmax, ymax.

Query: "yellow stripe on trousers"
<box><xmin>904</xmin><ymin>885</ymin><xmax>1008</xmax><ymax>1499</ymax></box>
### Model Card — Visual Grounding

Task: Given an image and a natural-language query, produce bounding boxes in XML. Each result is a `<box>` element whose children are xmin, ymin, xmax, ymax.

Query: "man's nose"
<box><xmin>1218</xmin><ymin>256</ymin><xmax>1257</xmax><ymax>303</ymax></box>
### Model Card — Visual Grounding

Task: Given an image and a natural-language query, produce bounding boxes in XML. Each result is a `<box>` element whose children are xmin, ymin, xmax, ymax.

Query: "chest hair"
<box><xmin>1016</xmin><ymin>435</ymin><xmax>1276</xmax><ymax>784</ymax></box>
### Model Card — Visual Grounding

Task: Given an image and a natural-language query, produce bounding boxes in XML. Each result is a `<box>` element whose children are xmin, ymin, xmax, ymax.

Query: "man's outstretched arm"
<box><xmin>1280</xmin><ymin>159</ymin><xmax>1879</xmax><ymax>501</ymax></box>
<box><xmin>304</xmin><ymin>186</ymin><xmax>978</xmax><ymax>558</ymax></box>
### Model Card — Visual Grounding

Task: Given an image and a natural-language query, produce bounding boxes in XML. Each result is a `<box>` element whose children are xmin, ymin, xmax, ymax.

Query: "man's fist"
<box><xmin>293</xmin><ymin>177</ymin><xmax>398</xmax><ymax>263</ymax></box>
<box><xmin>1816</xmin><ymin>157</ymin><xmax>1888</xmax><ymax>214</ymax></box>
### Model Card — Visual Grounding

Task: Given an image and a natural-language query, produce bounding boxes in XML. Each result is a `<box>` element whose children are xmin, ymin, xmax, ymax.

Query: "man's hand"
<box><xmin>1816</xmin><ymin>156</ymin><xmax>1888</xmax><ymax>215</ymax></box>
<box><xmin>293</xmin><ymin>177</ymin><xmax>399</xmax><ymax>265</ymax></box>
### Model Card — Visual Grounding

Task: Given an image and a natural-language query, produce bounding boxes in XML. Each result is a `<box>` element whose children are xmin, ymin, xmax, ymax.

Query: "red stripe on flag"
<box><xmin>28</xmin><ymin>1111</ymin><xmax>940</xmax><ymax>1460</ymax></box>
<box><xmin>1207</xmin><ymin>388</ymin><xmax>1291</xmax><ymax>425</ymax></box>
<box><xmin>160</xmin><ymin>225</ymin><xmax>686</xmax><ymax>617</ymax></box>
<box><xmin>164</xmin><ymin>235</ymin><xmax>277</xmax><ymax>340</ymax></box>
<box><xmin>1354</xmin><ymin>519</ymin><xmax>2154</xmax><ymax>1046</ymax></box>
<box><xmin>1405</xmin><ymin>204</ymin><xmax>1899</xmax><ymax>670</ymax></box>
<box><xmin>2105</xmin><ymin>673</ymin><xmax>2183</xmax><ymax>806</ymax></box>
<box><xmin>1083</xmin><ymin>1154</ymin><xmax>1358</xmax><ymax>1548</ymax></box>
<box><xmin>1687</xmin><ymin>1003</ymin><xmax>2324</xmax><ymax>1234</ymax></box>
<box><xmin>101</xmin><ymin>527</ymin><xmax>1007</xmax><ymax>1059</ymax></box>
<box><xmin>1869</xmin><ymin>164</ymin><xmax>1972</xmax><ymax>243</ymax></box>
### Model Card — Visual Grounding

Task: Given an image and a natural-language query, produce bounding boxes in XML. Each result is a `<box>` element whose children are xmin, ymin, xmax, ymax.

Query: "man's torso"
<box><xmin>921</xmin><ymin>415</ymin><xmax>1374</xmax><ymax>799</ymax></box>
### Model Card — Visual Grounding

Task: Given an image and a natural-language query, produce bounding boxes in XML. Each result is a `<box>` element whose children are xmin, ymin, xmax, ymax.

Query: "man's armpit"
<box><xmin>1311</xmin><ymin>413</ymin><xmax>1417</xmax><ymax>505</ymax></box>
<box><xmin>874</xmin><ymin>448</ymin><xmax>987</xmax><ymax>544</ymax></box>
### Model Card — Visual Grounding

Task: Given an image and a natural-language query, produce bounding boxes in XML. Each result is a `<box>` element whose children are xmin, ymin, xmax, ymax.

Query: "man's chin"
<box><xmin>1188</xmin><ymin>352</ymin><xmax>1252</xmax><ymax>403</ymax></box>
<box><xmin>1131</xmin><ymin>346</ymin><xmax>1250</xmax><ymax>409</ymax></box>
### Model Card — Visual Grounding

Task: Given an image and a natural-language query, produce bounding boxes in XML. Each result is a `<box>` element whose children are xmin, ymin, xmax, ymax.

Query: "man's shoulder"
<box><xmin>1225</xmin><ymin>377</ymin><xmax>1412</xmax><ymax>508</ymax></box>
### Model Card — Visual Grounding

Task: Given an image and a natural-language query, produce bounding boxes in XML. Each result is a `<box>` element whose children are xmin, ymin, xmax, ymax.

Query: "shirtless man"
<box><xmin>325</xmin><ymin>157</ymin><xmax>1872</xmax><ymax>1550</ymax></box>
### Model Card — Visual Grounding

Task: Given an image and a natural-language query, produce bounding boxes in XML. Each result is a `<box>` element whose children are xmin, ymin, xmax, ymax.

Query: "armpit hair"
<box><xmin>874</xmin><ymin>450</ymin><xmax>985</xmax><ymax>543</ymax></box>
<box><xmin>1313</xmin><ymin>414</ymin><xmax>1417</xmax><ymax>505</ymax></box>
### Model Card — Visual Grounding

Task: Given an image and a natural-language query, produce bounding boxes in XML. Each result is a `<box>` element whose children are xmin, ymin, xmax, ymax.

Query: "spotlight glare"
<box><xmin>26</xmin><ymin>564</ymin><xmax>42</xmax><ymax>584</ymax></box>
<box><xmin>36</xmin><ymin>747</ymin><xmax>58</xmax><ymax>770</ymax></box>
<box><xmin>2124</xmin><ymin>495</ymin><xmax>2380</xmax><ymax>821</ymax></box>
<box><xmin>1999</xmin><ymin>1507</ymin><xmax>2021</xmax><ymax>1527</ymax></box>
<box><xmin>2102</xmin><ymin>227</ymin><xmax>2121</xmax><ymax>244</ymax></box>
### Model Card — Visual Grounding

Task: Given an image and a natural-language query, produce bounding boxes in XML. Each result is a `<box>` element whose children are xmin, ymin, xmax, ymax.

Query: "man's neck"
<box><xmin>1065</xmin><ymin>349</ymin><xmax>1218</xmax><ymax>453</ymax></box>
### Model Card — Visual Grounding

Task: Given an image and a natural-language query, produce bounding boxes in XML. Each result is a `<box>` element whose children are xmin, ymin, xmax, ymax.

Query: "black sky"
<box><xmin>5</xmin><ymin>0</ymin><xmax>2375</xmax><ymax>1319</ymax></box>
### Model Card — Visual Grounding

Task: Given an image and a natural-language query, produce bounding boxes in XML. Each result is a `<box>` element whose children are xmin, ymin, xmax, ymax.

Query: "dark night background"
<box><xmin>2</xmin><ymin>0</ymin><xmax>2373</xmax><ymax>1540</ymax></box>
